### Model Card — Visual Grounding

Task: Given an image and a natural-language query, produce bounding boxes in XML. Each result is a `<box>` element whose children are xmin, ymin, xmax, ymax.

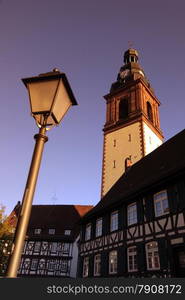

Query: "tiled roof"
<box><xmin>82</xmin><ymin>129</ymin><xmax>185</xmax><ymax>220</ymax></box>
<box><xmin>27</xmin><ymin>204</ymin><xmax>93</xmax><ymax>240</ymax></box>
<box><xmin>9</xmin><ymin>204</ymin><xmax>93</xmax><ymax>240</ymax></box>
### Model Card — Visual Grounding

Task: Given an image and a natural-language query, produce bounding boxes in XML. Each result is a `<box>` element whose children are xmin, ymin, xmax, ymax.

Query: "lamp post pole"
<box><xmin>6</xmin><ymin>68</ymin><xmax>77</xmax><ymax>278</ymax></box>
<box><xmin>6</xmin><ymin>126</ymin><xmax>48</xmax><ymax>278</ymax></box>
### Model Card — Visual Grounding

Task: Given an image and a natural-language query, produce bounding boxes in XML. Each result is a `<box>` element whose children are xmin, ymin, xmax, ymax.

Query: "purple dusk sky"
<box><xmin>0</xmin><ymin>0</ymin><xmax>185</xmax><ymax>215</ymax></box>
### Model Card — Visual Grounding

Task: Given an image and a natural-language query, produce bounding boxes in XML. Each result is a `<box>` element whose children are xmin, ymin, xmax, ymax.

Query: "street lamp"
<box><xmin>6</xmin><ymin>69</ymin><xmax>77</xmax><ymax>277</ymax></box>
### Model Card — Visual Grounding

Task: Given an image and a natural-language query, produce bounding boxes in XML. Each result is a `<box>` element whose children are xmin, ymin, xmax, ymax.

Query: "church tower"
<box><xmin>101</xmin><ymin>48</ymin><xmax>163</xmax><ymax>197</ymax></box>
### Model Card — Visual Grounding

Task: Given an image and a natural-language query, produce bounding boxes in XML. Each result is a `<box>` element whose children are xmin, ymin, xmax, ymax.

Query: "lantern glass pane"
<box><xmin>52</xmin><ymin>79</ymin><xmax>72</xmax><ymax>123</ymax></box>
<box><xmin>28</xmin><ymin>79</ymin><xmax>59</xmax><ymax>114</ymax></box>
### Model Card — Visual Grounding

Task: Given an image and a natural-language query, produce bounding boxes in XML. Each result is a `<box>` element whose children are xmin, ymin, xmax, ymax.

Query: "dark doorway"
<box><xmin>173</xmin><ymin>246</ymin><xmax>185</xmax><ymax>277</ymax></box>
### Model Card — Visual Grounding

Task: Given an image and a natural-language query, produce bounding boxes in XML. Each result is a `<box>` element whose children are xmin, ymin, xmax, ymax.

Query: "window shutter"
<box><xmin>101</xmin><ymin>251</ymin><xmax>108</xmax><ymax>277</ymax></box>
<box><xmin>137</xmin><ymin>243</ymin><xmax>146</xmax><ymax>274</ymax></box>
<box><xmin>117</xmin><ymin>246</ymin><xmax>125</xmax><ymax>276</ymax></box>
<box><xmin>176</xmin><ymin>180</ymin><xmax>185</xmax><ymax>210</ymax></box>
<box><xmin>102</xmin><ymin>214</ymin><xmax>110</xmax><ymax>235</ymax></box>
<box><xmin>91</xmin><ymin>219</ymin><xmax>96</xmax><ymax>240</ymax></box>
<box><xmin>123</xmin><ymin>205</ymin><xmax>127</xmax><ymax>228</ymax></box>
<box><xmin>145</xmin><ymin>194</ymin><xmax>154</xmax><ymax>221</ymax></box>
<box><xmin>118</xmin><ymin>208</ymin><xmax>124</xmax><ymax>230</ymax></box>
<box><xmin>81</xmin><ymin>224</ymin><xmax>86</xmax><ymax>242</ymax></box>
<box><xmin>158</xmin><ymin>239</ymin><xmax>168</xmax><ymax>270</ymax></box>
<box><xmin>88</xmin><ymin>255</ymin><xmax>94</xmax><ymax>277</ymax></box>
<box><xmin>137</xmin><ymin>199</ymin><xmax>144</xmax><ymax>224</ymax></box>
<box><xmin>77</xmin><ymin>256</ymin><xmax>83</xmax><ymax>278</ymax></box>
<box><xmin>167</xmin><ymin>185</ymin><xmax>177</xmax><ymax>213</ymax></box>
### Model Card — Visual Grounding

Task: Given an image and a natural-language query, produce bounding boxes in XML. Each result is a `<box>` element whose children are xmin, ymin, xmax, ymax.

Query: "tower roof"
<box><xmin>110</xmin><ymin>48</ymin><xmax>152</xmax><ymax>93</ymax></box>
<box><xmin>124</xmin><ymin>48</ymin><xmax>139</xmax><ymax>63</ymax></box>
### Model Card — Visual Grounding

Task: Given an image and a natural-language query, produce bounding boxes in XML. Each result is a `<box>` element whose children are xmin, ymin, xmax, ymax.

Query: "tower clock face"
<box><xmin>120</xmin><ymin>69</ymin><xmax>130</xmax><ymax>79</ymax></box>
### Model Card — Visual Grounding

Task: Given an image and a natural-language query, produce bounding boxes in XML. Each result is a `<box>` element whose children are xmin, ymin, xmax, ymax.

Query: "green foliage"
<box><xmin>0</xmin><ymin>205</ymin><xmax>14</xmax><ymax>276</ymax></box>
<box><xmin>0</xmin><ymin>205</ymin><xmax>14</xmax><ymax>238</ymax></box>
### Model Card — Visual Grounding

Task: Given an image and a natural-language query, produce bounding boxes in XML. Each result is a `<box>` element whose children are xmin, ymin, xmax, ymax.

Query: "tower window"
<box><xmin>113</xmin><ymin>139</ymin><xmax>116</xmax><ymax>147</ymax></box>
<box><xmin>147</xmin><ymin>101</ymin><xmax>153</xmax><ymax>122</ymax></box>
<box><xmin>128</xmin><ymin>134</ymin><xmax>131</xmax><ymax>142</ymax></box>
<box><xmin>113</xmin><ymin>160</ymin><xmax>116</xmax><ymax>168</ymax></box>
<box><xmin>119</xmin><ymin>98</ymin><xmax>129</xmax><ymax>120</ymax></box>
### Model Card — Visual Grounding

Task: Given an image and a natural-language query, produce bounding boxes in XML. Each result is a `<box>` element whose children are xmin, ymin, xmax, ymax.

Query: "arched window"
<box><xmin>147</xmin><ymin>101</ymin><xmax>153</xmax><ymax>122</ymax></box>
<box><xmin>119</xmin><ymin>98</ymin><xmax>129</xmax><ymax>120</ymax></box>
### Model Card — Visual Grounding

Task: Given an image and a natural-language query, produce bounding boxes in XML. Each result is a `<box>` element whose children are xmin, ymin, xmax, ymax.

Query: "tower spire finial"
<box><xmin>128</xmin><ymin>40</ymin><xmax>134</xmax><ymax>49</ymax></box>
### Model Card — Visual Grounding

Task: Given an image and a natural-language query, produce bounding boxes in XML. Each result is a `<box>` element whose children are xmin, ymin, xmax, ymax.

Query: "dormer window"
<box><xmin>64</xmin><ymin>230</ymin><xmax>71</xmax><ymax>236</ymax></box>
<box><xmin>49</xmin><ymin>228</ymin><xmax>55</xmax><ymax>235</ymax></box>
<box><xmin>34</xmin><ymin>228</ymin><xmax>41</xmax><ymax>235</ymax></box>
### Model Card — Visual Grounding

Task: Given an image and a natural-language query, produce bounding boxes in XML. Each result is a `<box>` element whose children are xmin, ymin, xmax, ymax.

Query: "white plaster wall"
<box><xmin>70</xmin><ymin>236</ymin><xmax>79</xmax><ymax>278</ymax></box>
<box><xmin>102</xmin><ymin>122</ymin><xmax>142</xmax><ymax>196</ymax></box>
<box><xmin>143</xmin><ymin>123</ymin><xmax>162</xmax><ymax>155</ymax></box>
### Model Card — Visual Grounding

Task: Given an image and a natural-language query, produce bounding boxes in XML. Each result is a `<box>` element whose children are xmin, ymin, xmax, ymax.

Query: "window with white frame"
<box><xmin>47</xmin><ymin>260</ymin><xmax>56</xmax><ymax>271</ymax></box>
<box><xmin>154</xmin><ymin>190</ymin><xmax>169</xmax><ymax>217</ymax></box>
<box><xmin>62</xmin><ymin>243</ymin><xmax>70</xmax><ymax>254</ymax></box>
<box><xmin>127</xmin><ymin>246</ymin><xmax>138</xmax><ymax>272</ymax></box>
<box><xmin>34</xmin><ymin>228</ymin><xmax>41</xmax><ymax>235</ymax></box>
<box><xmin>23</xmin><ymin>258</ymin><xmax>31</xmax><ymax>270</ymax></box>
<box><xmin>31</xmin><ymin>259</ymin><xmax>38</xmax><ymax>271</ymax></box>
<box><xmin>34</xmin><ymin>241</ymin><xmax>41</xmax><ymax>253</ymax></box>
<box><xmin>61</xmin><ymin>260</ymin><xmax>68</xmax><ymax>272</ymax></box>
<box><xmin>85</xmin><ymin>223</ymin><xmax>91</xmax><ymax>241</ymax></box>
<box><xmin>109</xmin><ymin>250</ymin><xmax>117</xmax><ymax>274</ymax></box>
<box><xmin>127</xmin><ymin>203</ymin><xmax>137</xmax><ymax>226</ymax></box>
<box><xmin>146</xmin><ymin>241</ymin><xmax>160</xmax><ymax>270</ymax></box>
<box><xmin>49</xmin><ymin>228</ymin><xmax>55</xmax><ymax>235</ymax></box>
<box><xmin>96</xmin><ymin>218</ymin><xmax>102</xmax><ymax>237</ymax></box>
<box><xmin>83</xmin><ymin>257</ymin><xmax>89</xmax><ymax>277</ymax></box>
<box><xmin>94</xmin><ymin>254</ymin><xmax>101</xmax><ymax>276</ymax></box>
<box><xmin>50</xmin><ymin>242</ymin><xmax>58</xmax><ymax>254</ymax></box>
<box><xmin>110</xmin><ymin>211</ymin><xmax>118</xmax><ymax>232</ymax></box>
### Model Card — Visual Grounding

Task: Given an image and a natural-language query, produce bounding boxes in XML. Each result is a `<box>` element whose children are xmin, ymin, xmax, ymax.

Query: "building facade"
<box><xmin>78</xmin><ymin>49</ymin><xmax>185</xmax><ymax>278</ymax></box>
<box><xmin>2</xmin><ymin>204</ymin><xmax>92</xmax><ymax>277</ymax></box>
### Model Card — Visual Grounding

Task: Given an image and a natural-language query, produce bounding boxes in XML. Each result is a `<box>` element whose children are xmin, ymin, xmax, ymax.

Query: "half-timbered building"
<box><xmin>10</xmin><ymin>204</ymin><xmax>92</xmax><ymax>277</ymax></box>
<box><xmin>77</xmin><ymin>48</ymin><xmax>185</xmax><ymax>278</ymax></box>
<box><xmin>78</xmin><ymin>130</ymin><xmax>185</xmax><ymax>277</ymax></box>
